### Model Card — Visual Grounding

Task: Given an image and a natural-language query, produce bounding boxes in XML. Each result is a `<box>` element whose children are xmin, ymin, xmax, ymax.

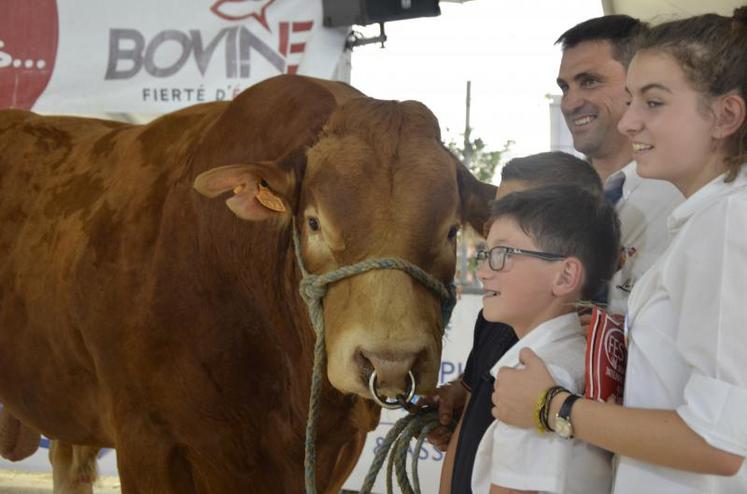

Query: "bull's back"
<box><xmin>0</xmin><ymin>105</ymin><xmax>220</xmax><ymax>440</ymax></box>
<box><xmin>0</xmin><ymin>110</ymin><xmax>124</xmax><ymax>260</ymax></box>
<box><xmin>0</xmin><ymin>105</ymin><xmax>218</xmax><ymax>294</ymax></box>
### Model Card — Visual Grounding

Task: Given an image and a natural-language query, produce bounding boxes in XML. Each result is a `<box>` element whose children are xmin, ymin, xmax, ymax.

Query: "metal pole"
<box><xmin>463</xmin><ymin>80</ymin><xmax>472</xmax><ymax>165</ymax></box>
<box><xmin>459</xmin><ymin>80</ymin><xmax>471</xmax><ymax>291</ymax></box>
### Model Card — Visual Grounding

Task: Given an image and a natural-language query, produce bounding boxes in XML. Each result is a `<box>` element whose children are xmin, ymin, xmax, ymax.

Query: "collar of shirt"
<box><xmin>489</xmin><ymin>312</ymin><xmax>581</xmax><ymax>378</ymax></box>
<box><xmin>667</xmin><ymin>165</ymin><xmax>747</xmax><ymax>235</ymax></box>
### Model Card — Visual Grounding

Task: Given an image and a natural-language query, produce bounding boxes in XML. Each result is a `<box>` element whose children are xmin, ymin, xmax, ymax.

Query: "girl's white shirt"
<box><xmin>616</xmin><ymin>166</ymin><xmax>747</xmax><ymax>493</ymax></box>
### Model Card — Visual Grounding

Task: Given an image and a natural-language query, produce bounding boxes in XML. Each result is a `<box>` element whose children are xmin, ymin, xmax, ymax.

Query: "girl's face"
<box><xmin>618</xmin><ymin>51</ymin><xmax>722</xmax><ymax>197</ymax></box>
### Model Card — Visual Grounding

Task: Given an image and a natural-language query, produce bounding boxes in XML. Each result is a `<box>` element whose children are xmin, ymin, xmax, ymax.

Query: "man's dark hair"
<box><xmin>489</xmin><ymin>184</ymin><xmax>620</xmax><ymax>299</ymax></box>
<box><xmin>556</xmin><ymin>15</ymin><xmax>647</xmax><ymax>66</ymax></box>
<box><xmin>501</xmin><ymin>151</ymin><xmax>602</xmax><ymax>195</ymax></box>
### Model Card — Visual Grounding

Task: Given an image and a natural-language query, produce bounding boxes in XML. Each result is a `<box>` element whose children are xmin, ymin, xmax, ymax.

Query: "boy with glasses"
<box><xmin>471</xmin><ymin>184</ymin><xmax>619</xmax><ymax>493</ymax></box>
<box><xmin>435</xmin><ymin>152</ymin><xmax>604</xmax><ymax>494</ymax></box>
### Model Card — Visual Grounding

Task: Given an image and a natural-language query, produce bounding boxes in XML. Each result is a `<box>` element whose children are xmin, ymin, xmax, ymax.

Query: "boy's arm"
<box><xmin>438</xmin><ymin>392</ymin><xmax>470</xmax><ymax>494</ymax></box>
<box><xmin>489</xmin><ymin>485</ymin><xmax>536</xmax><ymax>494</ymax></box>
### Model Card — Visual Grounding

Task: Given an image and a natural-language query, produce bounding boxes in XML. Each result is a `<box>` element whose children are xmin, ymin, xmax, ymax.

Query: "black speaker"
<box><xmin>322</xmin><ymin>0</ymin><xmax>441</xmax><ymax>27</ymax></box>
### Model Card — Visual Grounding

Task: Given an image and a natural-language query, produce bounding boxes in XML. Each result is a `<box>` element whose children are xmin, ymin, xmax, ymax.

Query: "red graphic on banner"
<box><xmin>0</xmin><ymin>0</ymin><xmax>58</xmax><ymax>110</ymax></box>
<box><xmin>211</xmin><ymin>0</ymin><xmax>277</xmax><ymax>31</ymax></box>
<box><xmin>278</xmin><ymin>21</ymin><xmax>313</xmax><ymax>74</ymax></box>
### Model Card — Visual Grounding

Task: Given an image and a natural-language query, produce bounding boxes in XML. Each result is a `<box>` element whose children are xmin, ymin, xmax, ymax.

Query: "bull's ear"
<box><xmin>193</xmin><ymin>162</ymin><xmax>293</xmax><ymax>221</ymax></box>
<box><xmin>456</xmin><ymin>161</ymin><xmax>497</xmax><ymax>237</ymax></box>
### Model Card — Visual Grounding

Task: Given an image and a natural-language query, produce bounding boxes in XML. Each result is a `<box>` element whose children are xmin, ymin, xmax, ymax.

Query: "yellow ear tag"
<box><xmin>256</xmin><ymin>182</ymin><xmax>286</xmax><ymax>212</ymax></box>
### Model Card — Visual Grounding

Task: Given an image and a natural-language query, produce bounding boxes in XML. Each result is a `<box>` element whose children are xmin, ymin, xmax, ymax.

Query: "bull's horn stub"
<box><xmin>256</xmin><ymin>183</ymin><xmax>285</xmax><ymax>212</ymax></box>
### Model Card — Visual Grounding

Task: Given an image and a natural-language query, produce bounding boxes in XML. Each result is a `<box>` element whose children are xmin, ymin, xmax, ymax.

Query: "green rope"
<box><xmin>292</xmin><ymin>222</ymin><xmax>456</xmax><ymax>494</ymax></box>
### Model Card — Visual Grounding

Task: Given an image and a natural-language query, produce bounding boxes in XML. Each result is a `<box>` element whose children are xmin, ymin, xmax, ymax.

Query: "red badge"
<box><xmin>585</xmin><ymin>306</ymin><xmax>626</xmax><ymax>403</ymax></box>
<box><xmin>0</xmin><ymin>0</ymin><xmax>58</xmax><ymax>110</ymax></box>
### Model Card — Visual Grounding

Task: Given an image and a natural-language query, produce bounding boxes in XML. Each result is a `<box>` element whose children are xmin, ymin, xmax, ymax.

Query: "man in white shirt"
<box><xmin>554</xmin><ymin>15</ymin><xmax>683</xmax><ymax>313</ymax></box>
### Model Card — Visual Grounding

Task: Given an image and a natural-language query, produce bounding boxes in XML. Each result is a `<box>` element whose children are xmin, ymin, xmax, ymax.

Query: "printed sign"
<box><xmin>0</xmin><ymin>0</ymin><xmax>348</xmax><ymax>114</ymax></box>
<box><xmin>0</xmin><ymin>0</ymin><xmax>58</xmax><ymax>109</ymax></box>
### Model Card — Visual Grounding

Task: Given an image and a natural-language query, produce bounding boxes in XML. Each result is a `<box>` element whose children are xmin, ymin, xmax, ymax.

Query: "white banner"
<box><xmin>0</xmin><ymin>0</ymin><xmax>348</xmax><ymax>114</ymax></box>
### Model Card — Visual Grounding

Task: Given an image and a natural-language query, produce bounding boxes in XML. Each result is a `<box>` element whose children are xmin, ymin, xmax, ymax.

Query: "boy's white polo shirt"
<box><xmin>471</xmin><ymin>312</ymin><xmax>612</xmax><ymax>494</ymax></box>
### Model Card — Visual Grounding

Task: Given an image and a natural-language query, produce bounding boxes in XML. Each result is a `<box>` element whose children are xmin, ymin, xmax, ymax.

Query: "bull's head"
<box><xmin>193</xmin><ymin>97</ymin><xmax>494</xmax><ymax>400</ymax></box>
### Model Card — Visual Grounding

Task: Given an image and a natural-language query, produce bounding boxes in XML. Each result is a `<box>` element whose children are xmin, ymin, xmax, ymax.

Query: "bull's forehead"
<box><xmin>302</xmin><ymin>101</ymin><xmax>460</xmax><ymax>259</ymax></box>
<box><xmin>306</xmin><ymin>134</ymin><xmax>458</xmax><ymax>218</ymax></box>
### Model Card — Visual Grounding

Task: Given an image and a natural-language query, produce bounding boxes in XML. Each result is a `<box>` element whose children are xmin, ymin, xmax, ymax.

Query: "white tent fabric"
<box><xmin>604</xmin><ymin>0</ymin><xmax>744</xmax><ymax>19</ymax></box>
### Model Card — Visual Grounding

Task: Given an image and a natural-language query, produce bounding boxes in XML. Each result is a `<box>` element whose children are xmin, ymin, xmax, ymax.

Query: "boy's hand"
<box><xmin>492</xmin><ymin>348</ymin><xmax>555</xmax><ymax>429</ymax></box>
<box><xmin>420</xmin><ymin>380</ymin><xmax>467</xmax><ymax>451</ymax></box>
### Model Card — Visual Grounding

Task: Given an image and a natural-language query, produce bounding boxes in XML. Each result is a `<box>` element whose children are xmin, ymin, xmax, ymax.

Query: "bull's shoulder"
<box><xmin>247</xmin><ymin>74</ymin><xmax>365</xmax><ymax>105</ymax></box>
<box><xmin>191</xmin><ymin>76</ymin><xmax>363</xmax><ymax>170</ymax></box>
<box><xmin>229</xmin><ymin>75</ymin><xmax>366</xmax><ymax>130</ymax></box>
<box><xmin>286</xmin><ymin>75</ymin><xmax>365</xmax><ymax>105</ymax></box>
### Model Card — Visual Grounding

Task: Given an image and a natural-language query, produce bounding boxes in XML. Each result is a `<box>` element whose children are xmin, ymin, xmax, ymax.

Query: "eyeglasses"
<box><xmin>475</xmin><ymin>245</ymin><xmax>566</xmax><ymax>272</ymax></box>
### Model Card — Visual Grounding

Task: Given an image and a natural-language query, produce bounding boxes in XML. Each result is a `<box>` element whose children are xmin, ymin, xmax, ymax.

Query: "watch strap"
<box><xmin>558</xmin><ymin>393</ymin><xmax>581</xmax><ymax>419</ymax></box>
<box><xmin>557</xmin><ymin>393</ymin><xmax>581</xmax><ymax>436</ymax></box>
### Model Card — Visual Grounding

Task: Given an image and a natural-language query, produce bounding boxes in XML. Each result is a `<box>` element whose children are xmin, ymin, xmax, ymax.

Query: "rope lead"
<box><xmin>292</xmin><ymin>221</ymin><xmax>456</xmax><ymax>494</ymax></box>
<box><xmin>359</xmin><ymin>407</ymin><xmax>441</xmax><ymax>494</ymax></box>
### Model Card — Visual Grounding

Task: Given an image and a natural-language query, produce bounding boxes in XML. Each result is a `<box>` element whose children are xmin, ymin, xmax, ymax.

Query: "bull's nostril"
<box><xmin>355</xmin><ymin>351</ymin><xmax>374</xmax><ymax>384</ymax></box>
<box><xmin>411</xmin><ymin>349</ymin><xmax>427</xmax><ymax>385</ymax></box>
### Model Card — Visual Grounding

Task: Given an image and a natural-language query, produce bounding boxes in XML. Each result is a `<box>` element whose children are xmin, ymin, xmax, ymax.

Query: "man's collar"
<box><xmin>605</xmin><ymin>161</ymin><xmax>640</xmax><ymax>196</ymax></box>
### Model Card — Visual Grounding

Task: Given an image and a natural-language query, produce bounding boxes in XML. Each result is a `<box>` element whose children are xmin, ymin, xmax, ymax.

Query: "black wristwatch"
<box><xmin>554</xmin><ymin>393</ymin><xmax>581</xmax><ymax>439</ymax></box>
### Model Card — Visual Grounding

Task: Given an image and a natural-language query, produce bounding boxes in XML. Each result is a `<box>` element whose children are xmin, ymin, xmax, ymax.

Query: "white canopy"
<box><xmin>604</xmin><ymin>0</ymin><xmax>744</xmax><ymax>19</ymax></box>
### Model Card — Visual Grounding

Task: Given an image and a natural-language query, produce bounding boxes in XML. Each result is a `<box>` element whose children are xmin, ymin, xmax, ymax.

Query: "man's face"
<box><xmin>557</xmin><ymin>40</ymin><xmax>630</xmax><ymax>160</ymax></box>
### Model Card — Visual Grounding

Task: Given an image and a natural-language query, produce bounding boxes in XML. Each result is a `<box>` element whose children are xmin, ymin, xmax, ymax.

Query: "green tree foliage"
<box><xmin>448</xmin><ymin>130</ymin><xmax>513</xmax><ymax>183</ymax></box>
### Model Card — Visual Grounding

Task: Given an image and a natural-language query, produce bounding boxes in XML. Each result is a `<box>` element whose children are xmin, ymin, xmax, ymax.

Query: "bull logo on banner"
<box><xmin>211</xmin><ymin>0</ymin><xmax>277</xmax><ymax>30</ymax></box>
<box><xmin>0</xmin><ymin>0</ymin><xmax>58</xmax><ymax>109</ymax></box>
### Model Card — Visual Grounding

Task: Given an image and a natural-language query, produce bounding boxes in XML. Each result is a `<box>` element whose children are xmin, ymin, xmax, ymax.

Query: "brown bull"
<box><xmin>0</xmin><ymin>74</ymin><xmax>494</xmax><ymax>493</ymax></box>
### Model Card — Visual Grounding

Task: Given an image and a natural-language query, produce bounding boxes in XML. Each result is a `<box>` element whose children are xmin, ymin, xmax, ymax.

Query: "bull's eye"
<box><xmin>447</xmin><ymin>225</ymin><xmax>459</xmax><ymax>241</ymax></box>
<box><xmin>308</xmin><ymin>217</ymin><xmax>321</xmax><ymax>232</ymax></box>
